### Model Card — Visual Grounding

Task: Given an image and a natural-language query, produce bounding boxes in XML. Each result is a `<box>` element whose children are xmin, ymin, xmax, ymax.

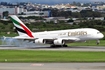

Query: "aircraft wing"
<box><xmin>13</xmin><ymin>37</ymin><xmax>37</xmax><ymax>42</ymax></box>
<box><xmin>60</xmin><ymin>37</ymin><xmax>80</xmax><ymax>41</ymax></box>
<box><xmin>13</xmin><ymin>37</ymin><xmax>80</xmax><ymax>43</ymax></box>
<box><xmin>43</xmin><ymin>37</ymin><xmax>80</xmax><ymax>44</ymax></box>
<box><xmin>14</xmin><ymin>37</ymin><xmax>36</xmax><ymax>40</ymax></box>
<box><xmin>58</xmin><ymin>37</ymin><xmax>80</xmax><ymax>43</ymax></box>
<box><xmin>13</xmin><ymin>36</ymin><xmax>79</xmax><ymax>40</ymax></box>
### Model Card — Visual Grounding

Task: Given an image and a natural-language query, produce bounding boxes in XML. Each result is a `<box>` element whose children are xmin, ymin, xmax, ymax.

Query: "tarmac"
<box><xmin>0</xmin><ymin>46</ymin><xmax>105</xmax><ymax>70</ymax></box>
<box><xmin>0</xmin><ymin>46</ymin><xmax>105</xmax><ymax>51</ymax></box>
<box><xmin>0</xmin><ymin>63</ymin><xmax>105</xmax><ymax>70</ymax></box>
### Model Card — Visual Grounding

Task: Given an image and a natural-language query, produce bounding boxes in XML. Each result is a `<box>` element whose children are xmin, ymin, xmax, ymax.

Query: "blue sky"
<box><xmin>0</xmin><ymin>0</ymin><xmax>105</xmax><ymax>4</ymax></box>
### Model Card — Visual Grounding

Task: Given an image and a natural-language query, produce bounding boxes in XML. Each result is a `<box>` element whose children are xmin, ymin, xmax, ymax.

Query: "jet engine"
<box><xmin>35</xmin><ymin>39</ymin><xmax>46</xmax><ymax>44</ymax></box>
<box><xmin>53</xmin><ymin>39</ymin><xmax>65</xmax><ymax>45</ymax></box>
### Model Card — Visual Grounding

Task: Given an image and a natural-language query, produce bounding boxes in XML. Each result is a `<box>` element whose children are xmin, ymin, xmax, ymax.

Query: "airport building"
<box><xmin>18</xmin><ymin>10</ymin><xmax>51</xmax><ymax>17</ymax></box>
<box><xmin>0</xmin><ymin>6</ymin><xmax>51</xmax><ymax>18</ymax></box>
<box><xmin>0</xmin><ymin>6</ymin><xmax>27</xmax><ymax>18</ymax></box>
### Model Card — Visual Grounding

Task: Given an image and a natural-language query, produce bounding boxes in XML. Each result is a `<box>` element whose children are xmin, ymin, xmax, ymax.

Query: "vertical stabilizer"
<box><xmin>10</xmin><ymin>15</ymin><xmax>34</xmax><ymax>38</ymax></box>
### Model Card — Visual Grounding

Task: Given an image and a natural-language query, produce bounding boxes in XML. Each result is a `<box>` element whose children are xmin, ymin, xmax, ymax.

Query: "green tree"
<box><xmin>72</xmin><ymin>12</ymin><xmax>81</xmax><ymax>18</ymax></box>
<box><xmin>93</xmin><ymin>12</ymin><xmax>101</xmax><ymax>17</ymax></box>
<box><xmin>51</xmin><ymin>9</ymin><xmax>59</xmax><ymax>17</ymax></box>
<box><xmin>80</xmin><ymin>10</ymin><xmax>93</xmax><ymax>17</ymax></box>
<box><xmin>59</xmin><ymin>11</ymin><xmax>72</xmax><ymax>18</ymax></box>
<box><xmin>2</xmin><ymin>11</ymin><xmax>9</xmax><ymax>19</ymax></box>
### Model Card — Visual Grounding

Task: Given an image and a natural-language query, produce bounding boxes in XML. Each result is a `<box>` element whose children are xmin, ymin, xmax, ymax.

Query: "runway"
<box><xmin>0</xmin><ymin>46</ymin><xmax>105</xmax><ymax>70</ymax></box>
<box><xmin>0</xmin><ymin>46</ymin><xmax>105</xmax><ymax>51</ymax></box>
<box><xmin>0</xmin><ymin>63</ymin><xmax>105</xmax><ymax>70</ymax></box>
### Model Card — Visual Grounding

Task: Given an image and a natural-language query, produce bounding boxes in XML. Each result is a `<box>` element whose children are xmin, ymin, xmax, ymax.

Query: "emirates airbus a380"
<box><xmin>9</xmin><ymin>15</ymin><xmax>104</xmax><ymax>47</ymax></box>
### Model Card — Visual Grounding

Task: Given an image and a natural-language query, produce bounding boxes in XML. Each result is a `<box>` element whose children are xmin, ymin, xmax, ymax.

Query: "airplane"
<box><xmin>9</xmin><ymin>15</ymin><xmax>104</xmax><ymax>47</ymax></box>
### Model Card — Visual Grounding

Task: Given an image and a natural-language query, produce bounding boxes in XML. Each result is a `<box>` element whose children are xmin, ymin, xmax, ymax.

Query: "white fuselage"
<box><xmin>15</xmin><ymin>28</ymin><xmax>104</xmax><ymax>42</ymax></box>
<box><xmin>10</xmin><ymin>15</ymin><xmax>104</xmax><ymax>46</ymax></box>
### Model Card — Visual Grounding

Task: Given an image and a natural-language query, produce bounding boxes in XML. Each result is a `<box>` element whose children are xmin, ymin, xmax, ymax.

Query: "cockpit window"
<box><xmin>97</xmin><ymin>32</ymin><xmax>100</xmax><ymax>34</ymax></box>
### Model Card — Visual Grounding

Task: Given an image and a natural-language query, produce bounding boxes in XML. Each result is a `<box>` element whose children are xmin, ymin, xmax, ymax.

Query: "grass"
<box><xmin>0</xmin><ymin>32</ymin><xmax>18</xmax><ymax>37</ymax></box>
<box><xmin>0</xmin><ymin>50</ymin><xmax>105</xmax><ymax>62</ymax></box>
<box><xmin>68</xmin><ymin>40</ymin><xmax>105</xmax><ymax>46</ymax></box>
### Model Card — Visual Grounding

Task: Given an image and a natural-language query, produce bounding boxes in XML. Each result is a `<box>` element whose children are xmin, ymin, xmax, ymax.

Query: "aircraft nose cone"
<box><xmin>99</xmin><ymin>33</ymin><xmax>104</xmax><ymax>39</ymax></box>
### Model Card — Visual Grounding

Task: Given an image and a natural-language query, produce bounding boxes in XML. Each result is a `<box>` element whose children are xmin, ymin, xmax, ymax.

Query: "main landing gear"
<box><xmin>96</xmin><ymin>40</ymin><xmax>100</xmax><ymax>45</ymax></box>
<box><xmin>50</xmin><ymin>44</ymin><xmax>68</xmax><ymax>48</ymax></box>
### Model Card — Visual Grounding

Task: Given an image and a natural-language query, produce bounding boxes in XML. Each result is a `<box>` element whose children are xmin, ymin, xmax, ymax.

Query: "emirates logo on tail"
<box><xmin>20</xmin><ymin>23</ymin><xmax>34</xmax><ymax>38</ymax></box>
<box><xmin>10</xmin><ymin>15</ymin><xmax>34</xmax><ymax>38</ymax></box>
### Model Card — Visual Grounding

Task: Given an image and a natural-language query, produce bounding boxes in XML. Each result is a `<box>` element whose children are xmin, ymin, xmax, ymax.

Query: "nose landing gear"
<box><xmin>96</xmin><ymin>40</ymin><xmax>100</xmax><ymax>45</ymax></box>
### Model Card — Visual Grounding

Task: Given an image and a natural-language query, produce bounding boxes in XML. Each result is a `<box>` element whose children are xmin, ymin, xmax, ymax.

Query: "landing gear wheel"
<box><xmin>50</xmin><ymin>45</ymin><xmax>61</xmax><ymax>48</ymax></box>
<box><xmin>50</xmin><ymin>45</ymin><xmax>56</xmax><ymax>48</ymax></box>
<box><xmin>50</xmin><ymin>45</ymin><xmax>68</xmax><ymax>48</ymax></box>
<box><xmin>63</xmin><ymin>45</ymin><xmax>68</xmax><ymax>47</ymax></box>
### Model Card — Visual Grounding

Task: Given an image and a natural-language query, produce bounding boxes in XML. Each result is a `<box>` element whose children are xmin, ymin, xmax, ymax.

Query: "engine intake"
<box><xmin>53</xmin><ymin>39</ymin><xmax>65</xmax><ymax>45</ymax></box>
<box><xmin>35</xmin><ymin>39</ymin><xmax>46</xmax><ymax>44</ymax></box>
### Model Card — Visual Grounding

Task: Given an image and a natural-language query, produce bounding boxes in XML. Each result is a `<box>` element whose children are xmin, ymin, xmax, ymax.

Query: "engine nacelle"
<box><xmin>53</xmin><ymin>39</ymin><xmax>65</xmax><ymax>45</ymax></box>
<box><xmin>35</xmin><ymin>39</ymin><xmax>46</xmax><ymax>44</ymax></box>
